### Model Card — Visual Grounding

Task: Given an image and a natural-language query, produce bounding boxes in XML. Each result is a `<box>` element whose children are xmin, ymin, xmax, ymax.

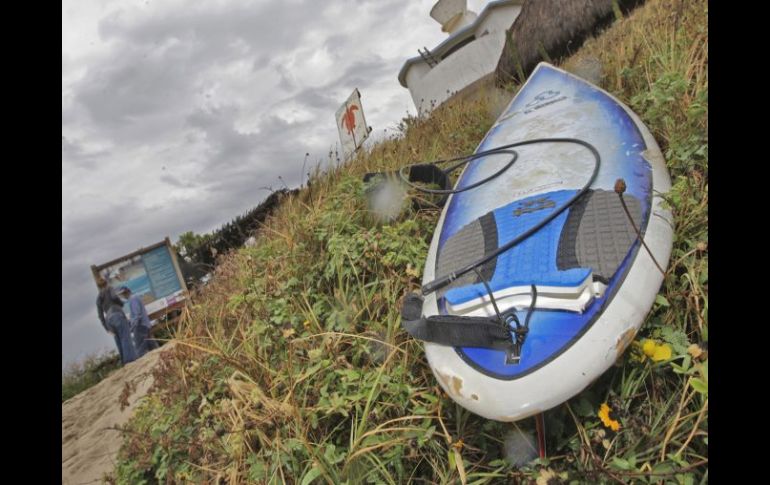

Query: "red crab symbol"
<box><xmin>341</xmin><ymin>104</ymin><xmax>359</xmax><ymax>136</ymax></box>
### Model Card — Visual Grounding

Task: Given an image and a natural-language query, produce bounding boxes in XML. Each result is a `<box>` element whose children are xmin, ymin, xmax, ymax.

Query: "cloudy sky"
<box><xmin>62</xmin><ymin>0</ymin><xmax>491</xmax><ymax>368</ymax></box>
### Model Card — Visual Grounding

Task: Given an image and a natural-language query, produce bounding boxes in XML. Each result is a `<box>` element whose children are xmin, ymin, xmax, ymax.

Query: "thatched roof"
<box><xmin>495</xmin><ymin>0</ymin><xmax>645</xmax><ymax>85</ymax></box>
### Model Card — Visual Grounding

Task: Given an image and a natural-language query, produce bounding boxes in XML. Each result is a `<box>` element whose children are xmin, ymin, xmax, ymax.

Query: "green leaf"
<box><xmin>300</xmin><ymin>466</ymin><xmax>322</xmax><ymax>485</ymax></box>
<box><xmin>699</xmin><ymin>265</ymin><xmax>708</xmax><ymax>285</ymax></box>
<box><xmin>660</xmin><ymin>326</ymin><xmax>690</xmax><ymax>355</ymax></box>
<box><xmin>655</xmin><ymin>294</ymin><xmax>670</xmax><ymax>307</ymax></box>
<box><xmin>676</xmin><ymin>473</ymin><xmax>695</xmax><ymax>485</ymax></box>
<box><xmin>652</xmin><ymin>462</ymin><xmax>674</xmax><ymax>474</ymax></box>
<box><xmin>247</xmin><ymin>455</ymin><xmax>266</xmax><ymax>480</ymax></box>
<box><xmin>667</xmin><ymin>453</ymin><xmax>689</xmax><ymax>467</ymax></box>
<box><xmin>611</xmin><ymin>457</ymin><xmax>633</xmax><ymax>470</ymax></box>
<box><xmin>690</xmin><ymin>378</ymin><xmax>708</xmax><ymax>394</ymax></box>
<box><xmin>324</xmin><ymin>444</ymin><xmax>344</xmax><ymax>465</ymax></box>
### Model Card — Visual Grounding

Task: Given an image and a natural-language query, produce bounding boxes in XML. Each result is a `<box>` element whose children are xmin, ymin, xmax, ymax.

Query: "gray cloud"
<box><xmin>274</xmin><ymin>63</ymin><xmax>298</xmax><ymax>92</ymax></box>
<box><xmin>159</xmin><ymin>173</ymin><xmax>195</xmax><ymax>188</ymax></box>
<box><xmin>289</xmin><ymin>87</ymin><xmax>340</xmax><ymax>112</ymax></box>
<box><xmin>71</xmin><ymin>2</ymin><xmax>335</xmax><ymax>143</ymax></box>
<box><xmin>98</xmin><ymin>1</ymin><xmax>318</xmax><ymax>56</ymax></box>
<box><xmin>74</xmin><ymin>45</ymin><xmax>197</xmax><ymax>139</ymax></box>
<box><xmin>186</xmin><ymin>106</ymin><xmax>257</xmax><ymax>164</ymax></box>
<box><xmin>62</xmin><ymin>136</ymin><xmax>101</xmax><ymax>170</ymax></box>
<box><xmin>323</xmin><ymin>34</ymin><xmax>349</xmax><ymax>57</ymax></box>
<box><xmin>63</xmin><ymin>0</ymin><xmax>457</xmax><ymax>368</ymax></box>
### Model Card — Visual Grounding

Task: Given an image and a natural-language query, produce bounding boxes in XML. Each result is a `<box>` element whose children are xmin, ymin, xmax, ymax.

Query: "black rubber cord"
<box><xmin>615</xmin><ymin>178</ymin><xmax>667</xmax><ymax>276</ymax></box>
<box><xmin>524</xmin><ymin>284</ymin><xmax>537</xmax><ymax>331</ymax></box>
<box><xmin>399</xmin><ymin>150</ymin><xmax>519</xmax><ymax>195</ymax></box>
<box><xmin>405</xmin><ymin>138</ymin><xmax>602</xmax><ymax>295</ymax></box>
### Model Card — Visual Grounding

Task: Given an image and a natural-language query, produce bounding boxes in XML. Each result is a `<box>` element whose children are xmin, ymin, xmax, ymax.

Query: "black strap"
<box><xmin>400</xmin><ymin>293</ymin><xmax>514</xmax><ymax>350</ymax></box>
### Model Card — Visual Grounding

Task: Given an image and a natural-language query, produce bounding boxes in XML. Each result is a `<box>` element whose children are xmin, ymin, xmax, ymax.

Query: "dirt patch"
<box><xmin>62</xmin><ymin>343</ymin><xmax>174</xmax><ymax>485</ymax></box>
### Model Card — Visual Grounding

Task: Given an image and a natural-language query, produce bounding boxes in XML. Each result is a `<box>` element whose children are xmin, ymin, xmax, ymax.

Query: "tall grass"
<box><xmin>114</xmin><ymin>0</ymin><xmax>707</xmax><ymax>482</ymax></box>
<box><xmin>62</xmin><ymin>350</ymin><xmax>121</xmax><ymax>402</ymax></box>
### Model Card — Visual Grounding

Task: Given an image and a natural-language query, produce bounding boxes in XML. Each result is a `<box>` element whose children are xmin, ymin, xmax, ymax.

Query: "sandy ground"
<box><xmin>62</xmin><ymin>343</ymin><xmax>174</xmax><ymax>485</ymax></box>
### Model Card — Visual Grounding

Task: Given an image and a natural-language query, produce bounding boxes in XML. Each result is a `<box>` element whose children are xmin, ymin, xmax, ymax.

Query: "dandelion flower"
<box><xmin>598</xmin><ymin>403</ymin><xmax>621</xmax><ymax>431</ymax></box>
<box><xmin>642</xmin><ymin>339</ymin><xmax>672</xmax><ymax>362</ymax></box>
<box><xmin>642</xmin><ymin>339</ymin><xmax>656</xmax><ymax>356</ymax></box>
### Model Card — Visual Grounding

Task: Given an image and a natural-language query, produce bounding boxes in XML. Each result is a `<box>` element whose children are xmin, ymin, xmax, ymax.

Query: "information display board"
<box><xmin>91</xmin><ymin>238</ymin><xmax>188</xmax><ymax>320</ymax></box>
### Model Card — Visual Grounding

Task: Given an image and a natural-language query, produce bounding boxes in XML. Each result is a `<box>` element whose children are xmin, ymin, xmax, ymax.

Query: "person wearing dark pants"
<box><xmin>112</xmin><ymin>333</ymin><xmax>124</xmax><ymax>363</ymax></box>
<box><xmin>96</xmin><ymin>277</ymin><xmax>137</xmax><ymax>365</ymax></box>
<box><xmin>118</xmin><ymin>286</ymin><xmax>158</xmax><ymax>358</ymax></box>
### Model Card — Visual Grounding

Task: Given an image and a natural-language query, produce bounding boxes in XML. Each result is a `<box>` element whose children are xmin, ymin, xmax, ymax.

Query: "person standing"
<box><xmin>118</xmin><ymin>286</ymin><xmax>158</xmax><ymax>358</ymax></box>
<box><xmin>96</xmin><ymin>277</ymin><xmax>137</xmax><ymax>365</ymax></box>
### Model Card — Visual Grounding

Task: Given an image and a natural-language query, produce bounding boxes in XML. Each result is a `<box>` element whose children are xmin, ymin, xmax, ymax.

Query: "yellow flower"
<box><xmin>642</xmin><ymin>339</ymin><xmax>672</xmax><ymax>362</ymax></box>
<box><xmin>642</xmin><ymin>339</ymin><xmax>656</xmax><ymax>356</ymax></box>
<box><xmin>598</xmin><ymin>403</ymin><xmax>621</xmax><ymax>431</ymax></box>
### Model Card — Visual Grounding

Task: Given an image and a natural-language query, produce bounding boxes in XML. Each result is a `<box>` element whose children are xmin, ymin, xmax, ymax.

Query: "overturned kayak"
<box><xmin>403</xmin><ymin>62</ymin><xmax>673</xmax><ymax>421</ymax></box>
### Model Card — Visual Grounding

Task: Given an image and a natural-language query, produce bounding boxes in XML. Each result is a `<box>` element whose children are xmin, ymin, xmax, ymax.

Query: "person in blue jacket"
<box><xmin>96</xmin><ymin>277</ymin><xmax>136</xmax><ymax>365</ymax></box>
<box><xmin>118</xmin><ymin>286</ymin><xmax>158</xmax><ymax>358</ymax></box>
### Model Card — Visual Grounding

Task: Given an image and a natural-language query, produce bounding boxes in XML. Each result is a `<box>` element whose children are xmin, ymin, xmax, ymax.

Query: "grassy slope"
<box><xmin>115</xmin><ymin>0</ymin><xmax>707</xmax><ymax>482</ymax></box>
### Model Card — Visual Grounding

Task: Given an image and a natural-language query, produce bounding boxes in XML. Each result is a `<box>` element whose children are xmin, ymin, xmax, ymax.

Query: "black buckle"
<box><xmin>502</xmin><ymin>311</ymin><xmax>527</xmax><ymax>365</ymax></box>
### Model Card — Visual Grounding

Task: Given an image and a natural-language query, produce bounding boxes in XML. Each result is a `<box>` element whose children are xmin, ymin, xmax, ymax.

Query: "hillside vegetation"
<box><xmin>114</xmin><ymin>0</ymin><xmax>707</xmax><ymax>482</ymax></box>
<box><xmin>62</xmin><ymin>351</ymin><xmax>122</xmax><ymax>403</ymax></box>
